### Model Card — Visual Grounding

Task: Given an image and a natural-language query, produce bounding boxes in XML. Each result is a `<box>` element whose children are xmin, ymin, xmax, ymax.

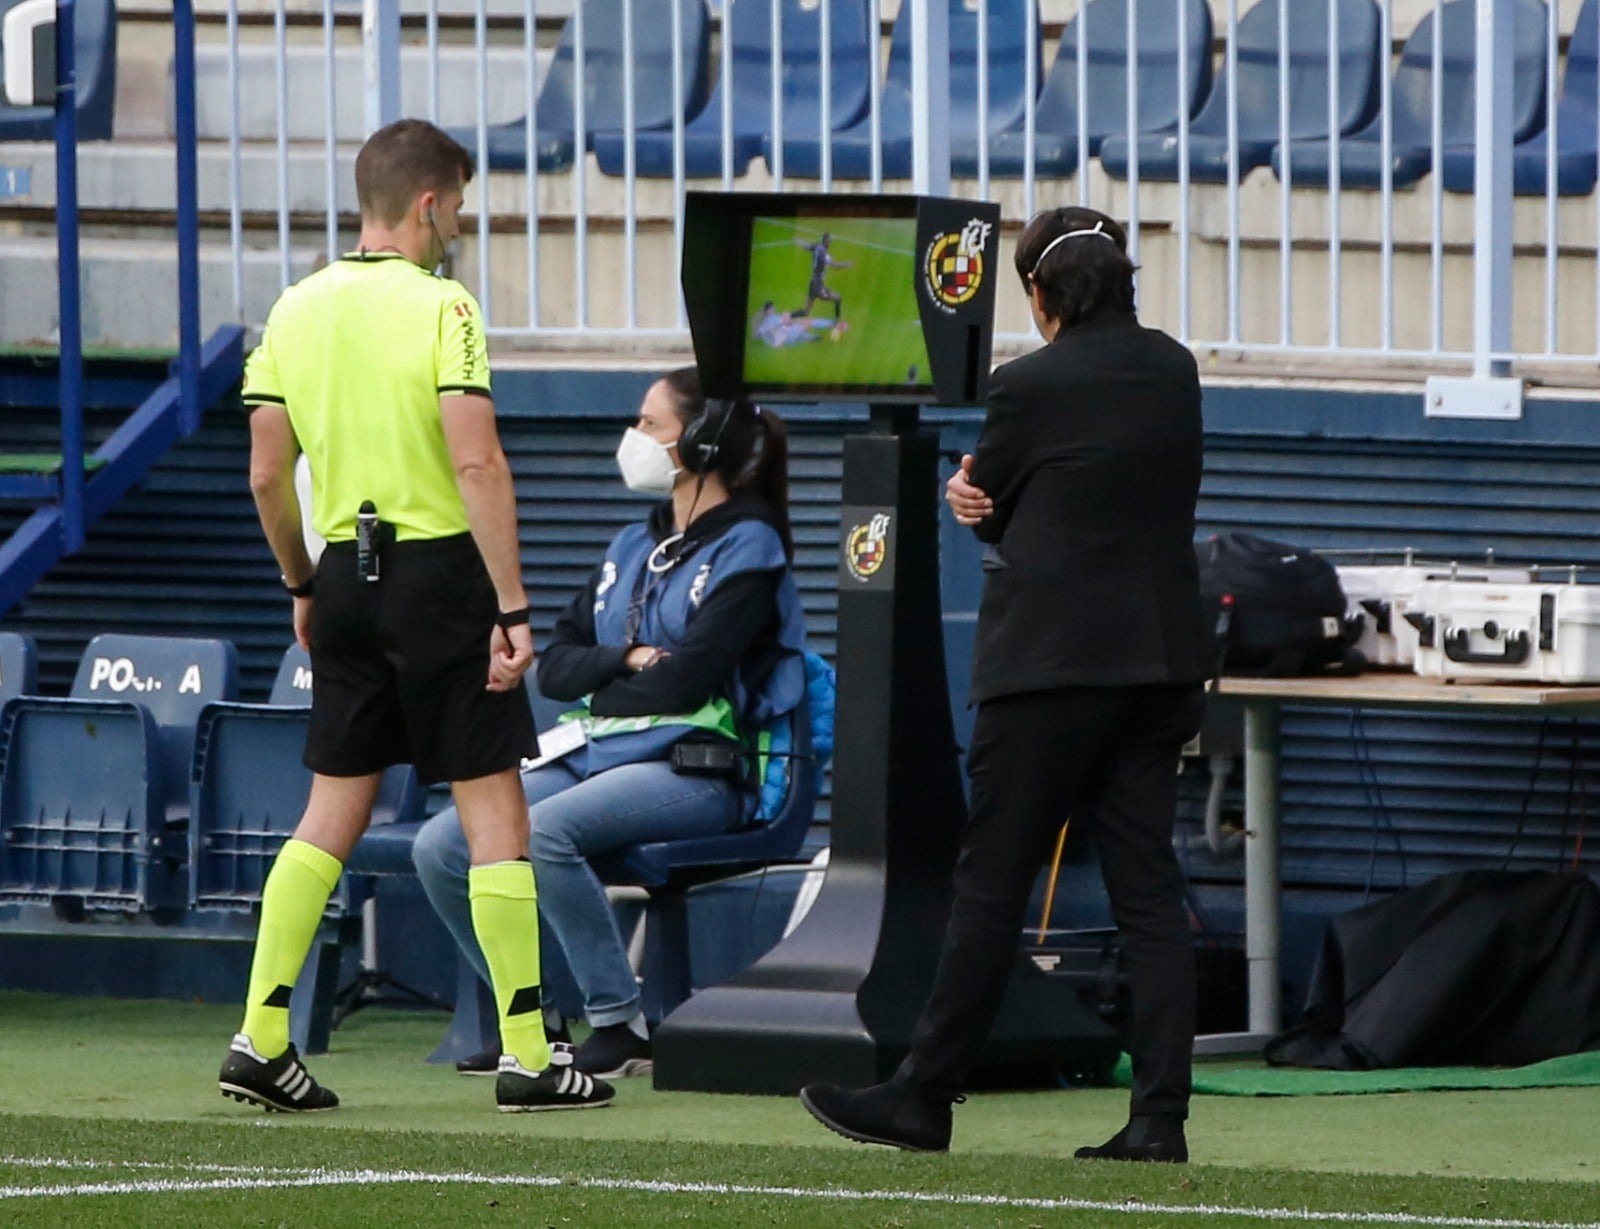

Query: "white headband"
<box><xmin>1030</xmin><ymin>220</ymin><xmax>1116</xmax><ymax>277</ymax></box>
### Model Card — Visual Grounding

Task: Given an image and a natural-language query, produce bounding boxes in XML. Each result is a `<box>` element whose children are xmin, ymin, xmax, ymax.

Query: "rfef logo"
<box><xmin>923</xmin><ymin>218</ymin><xmax>993</xmax><ymax>313</ymax></box>
<box><xmin>845</xmin><ymin>513</ymin><xmax>892</xmax><ymax>582</ymax></box>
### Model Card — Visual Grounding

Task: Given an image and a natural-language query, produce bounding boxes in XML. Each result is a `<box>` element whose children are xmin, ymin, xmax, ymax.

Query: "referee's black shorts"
<box><xmin>304</xmin><ymin>532</ymin><xmax>538</xmax><ymax>785</ymax></box>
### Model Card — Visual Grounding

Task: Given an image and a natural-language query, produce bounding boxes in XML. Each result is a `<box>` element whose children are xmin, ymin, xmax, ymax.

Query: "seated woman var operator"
<box><xmin>414</xmin><ymin>367</ymin><xmax>808</xmax><ymax>1079</ymax></box>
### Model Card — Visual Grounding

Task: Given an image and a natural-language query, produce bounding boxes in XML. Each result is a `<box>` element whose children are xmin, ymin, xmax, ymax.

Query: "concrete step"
<box><xmin>109</xmin><ymin>32</ymin><xmax>554</xmax><ymax>143</ymax></box>
<box><xmin>122</xmin><ymin>1</ymin><xmax>575</xmax><ymax>18</ymax></box>
<box><xmin>0</xmin><ymin>231</ymin><xmax>317</xmax><ymax>349</ymax></box>
<box><xmin>0</xmin><ymin>137</ymin><xmax>693</xmax><ymax>216</ymax></box>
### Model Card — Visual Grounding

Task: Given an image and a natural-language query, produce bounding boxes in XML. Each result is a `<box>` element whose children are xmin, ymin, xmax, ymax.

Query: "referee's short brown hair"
<box><xmin>355</xmin><ymin>119</ymin><xmax>475</xmax><ymax>227</ymax></box>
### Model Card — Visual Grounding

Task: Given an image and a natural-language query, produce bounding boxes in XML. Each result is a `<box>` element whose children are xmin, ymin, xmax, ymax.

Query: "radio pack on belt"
<box><xmin>1197</xmin><ymin>532</ymin><xmax>1359</xmax><ymax>677</ymax></box>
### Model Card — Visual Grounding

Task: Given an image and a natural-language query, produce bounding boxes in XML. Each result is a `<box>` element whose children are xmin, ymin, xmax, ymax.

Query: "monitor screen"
<box><xmin>741</xmin><ymin>214</ymin><xmax>935</xmax><ymax>398</ymax></box>
<box><xmin>682</xmin><ymin>191</ymin><xmax>999</xmax><ymax>406</ymax></box>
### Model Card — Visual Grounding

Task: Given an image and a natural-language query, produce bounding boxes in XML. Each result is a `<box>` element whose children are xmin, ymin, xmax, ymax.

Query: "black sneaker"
<box><xmin>496</xmin><ymin>1042</ymin><xmax>615</xmax><ymax>1112</ymax></box>
<box><xmin>457</xmin><ymin>1020</ymin><xmax>572</xmax><ymax>1076</ymax></box>
<box><xmin>455</xmin><ymin>1047</ymin><xmax>500</xmax><ymax>1076</ymax></box>
<box><xmin>218</xmin><ymin>1034</ymin><xmax>339</xmax><ymax>1112</ymax></box>
<box><xmin>572</xmin><ymin>1023</ymin><xmax>653</xmax><ymax>1078</ymax></box>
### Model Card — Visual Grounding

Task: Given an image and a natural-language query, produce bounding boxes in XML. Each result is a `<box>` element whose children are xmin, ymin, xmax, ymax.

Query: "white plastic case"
<box><xmin>1410</xmin><ymin>578</ymin><xmax>1600</xmax><ymax>683</ymax></box>
<box><xmin>1336</xmin><ymin>561</ymin><xmax>1531</xmax><ymax>668</ymax></box>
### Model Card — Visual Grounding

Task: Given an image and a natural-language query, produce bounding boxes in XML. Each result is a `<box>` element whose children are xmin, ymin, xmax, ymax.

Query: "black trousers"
<box><xmin>894</xmin><ymin>682</ymin><xmax>1206</xmax><ymax>1118</ymax></box>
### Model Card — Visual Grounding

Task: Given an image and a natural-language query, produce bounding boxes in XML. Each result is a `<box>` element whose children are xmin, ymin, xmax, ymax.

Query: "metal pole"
<box><xmin>55</xmin><ymin>0</ymin><xmax>85</xmax><ymax>553</ymax></box>
<box><xmin>174</xmin><ymin>0</ymin><xmax>202</xmax><ymax>437</ymax></box>
<box><xmin>909</xmin><ymin>0</ymin><xmax>950</xmax><ymax>194</ymax></box>
<box><xmin>1243</xmin><ymin>700</ymin><xmax>1282</xmax><ymax>1037</ymax></box>
<box><xmin>363</xmin><ymin>0</ymin><xmax>401</xmax><ymax>135</ymax></box>
<box><xmin>1472</xmin><ymin>0</ymin><xmax>1514</xmax><ymax>377</ymax></box>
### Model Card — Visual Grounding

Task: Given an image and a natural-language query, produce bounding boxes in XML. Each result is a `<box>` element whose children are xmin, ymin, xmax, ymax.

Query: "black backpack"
<box><xmin>1196</xmin><ymin>532</ymin><xmax>1361</xmax><ymax>676</ymax></box>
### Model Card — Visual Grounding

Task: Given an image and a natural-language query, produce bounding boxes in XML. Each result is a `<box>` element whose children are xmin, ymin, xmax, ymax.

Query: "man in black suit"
<box><xmin>801</xmin><ymin>207</ymin><xmax>1208</xmax><ymax>1161</ymax></box>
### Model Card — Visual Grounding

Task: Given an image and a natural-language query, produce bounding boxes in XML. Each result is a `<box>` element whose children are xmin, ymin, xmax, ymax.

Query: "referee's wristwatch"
<box><xmin>283</xmin><ymin>574</ymin><xmax>315</xmax><ymax>598</ymax></box>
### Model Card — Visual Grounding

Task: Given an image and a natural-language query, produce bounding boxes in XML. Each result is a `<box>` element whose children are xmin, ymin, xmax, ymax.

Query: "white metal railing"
<box><xmin>217</xmin><ymin>0</ymin><xmax>1600</xmax><ymax>379</ymax></box>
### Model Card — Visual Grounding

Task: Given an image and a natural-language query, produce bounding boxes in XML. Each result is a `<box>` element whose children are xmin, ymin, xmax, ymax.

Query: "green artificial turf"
<box><xmin>1191</xmin><ymin>1050</ymin><xmax>1600</xmax><ymax>1097</ymax></box>
<box><xmin>2</xmin><ymin>992</ymin><xmax>1599</xmax><ymax>1228</ymax></box>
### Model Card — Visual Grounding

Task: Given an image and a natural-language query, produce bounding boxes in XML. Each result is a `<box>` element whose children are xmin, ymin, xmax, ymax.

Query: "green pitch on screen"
<box><xmin>743</xmin><ymin>215</ymin><xmax>933</xmax><ymax>390</ymax></box>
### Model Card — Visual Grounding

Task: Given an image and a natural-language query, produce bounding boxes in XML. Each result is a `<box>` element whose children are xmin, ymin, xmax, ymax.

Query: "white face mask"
<box><xmin>616</xmin><ymin>426</ymin><xmax>681</xmax><ymax>494</ymax></box>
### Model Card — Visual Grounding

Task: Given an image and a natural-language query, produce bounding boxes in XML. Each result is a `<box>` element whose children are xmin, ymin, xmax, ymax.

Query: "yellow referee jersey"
<box><xmin>241</xmin><ymin>252</ymin><xmax>492</xmax><ymax>543</ymax></box>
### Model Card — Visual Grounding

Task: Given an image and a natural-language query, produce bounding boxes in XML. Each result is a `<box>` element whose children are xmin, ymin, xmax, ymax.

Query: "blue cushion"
<box><xmin>1101</xmin><ymin>0</ymin><xmax>1379</xmax><ymax>183</ymax></box>
<box><xmin>606</xmin><ymin>0</ymin><xmax>874</xmax><ymax>179</ymax></box>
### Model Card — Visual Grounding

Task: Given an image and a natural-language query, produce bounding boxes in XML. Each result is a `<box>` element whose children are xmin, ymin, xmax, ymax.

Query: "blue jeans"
<box><xmin>413</xmin><ymin>758</ymin><xmax>741</xmax><ymax>1028</ymax></box>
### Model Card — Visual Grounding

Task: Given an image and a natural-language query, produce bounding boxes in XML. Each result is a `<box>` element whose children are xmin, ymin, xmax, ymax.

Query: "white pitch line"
<box><xmin>1</xmin><ymin>1159</ymin><xmax>1597</xmax><ymax>1229</ymax></box>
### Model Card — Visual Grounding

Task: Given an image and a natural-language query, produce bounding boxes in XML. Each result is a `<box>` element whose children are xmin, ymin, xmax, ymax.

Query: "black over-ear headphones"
<box><xmin>677</xmin><ymin>397</ymin><xmax>739</xmax><ymax>476</ymax></box>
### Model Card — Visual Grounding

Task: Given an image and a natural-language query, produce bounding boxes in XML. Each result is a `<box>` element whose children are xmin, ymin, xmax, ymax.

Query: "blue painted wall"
<box><xmin>5</xmin><ymin>368</ymin><xmax>1599</xmax><ymax>1017</ymax></box>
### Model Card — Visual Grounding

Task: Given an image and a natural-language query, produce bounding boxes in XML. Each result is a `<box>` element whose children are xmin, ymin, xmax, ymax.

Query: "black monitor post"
<box><xmin>652</xmin><ymin>193</ymin><xmax>1003</xmax><ymax>1094</ymax></box>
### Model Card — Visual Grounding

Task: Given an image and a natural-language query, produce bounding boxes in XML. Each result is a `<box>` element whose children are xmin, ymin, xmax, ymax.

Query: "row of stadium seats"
<box><xmin>0</xmin><ymin>632</ymin><xmax>421</xmax><ymax>918</ymax></box>
<box><xmin>456</xmin><ymin>0</ymin><xmax>1599</xmax><ymax>195</ymax></box>
<box><xmin>0</xmin><ymin>630</ymin><xmax>819</xmax><ymax>1052</ymax></box>
<box><xmin>3</xmin><ymin>0</ymin><xmax>1594</xmax><ymax>194</ymax></box>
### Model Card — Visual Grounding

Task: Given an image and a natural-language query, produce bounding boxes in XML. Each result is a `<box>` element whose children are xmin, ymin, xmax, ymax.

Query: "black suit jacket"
<box><xmin>967</xmin><ymin>310</ymin><xmax>1207</xmax><ymax>704</ymax></box>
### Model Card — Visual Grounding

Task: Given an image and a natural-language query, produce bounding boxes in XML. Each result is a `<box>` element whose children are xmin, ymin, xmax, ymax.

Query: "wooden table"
<box><xmin>1204</xmin><ymin>673</ymin><xmax>1600</xmax><ymax>1052</ymax></box>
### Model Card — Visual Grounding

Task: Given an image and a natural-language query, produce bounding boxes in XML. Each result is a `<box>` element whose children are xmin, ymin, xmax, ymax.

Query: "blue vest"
<box><xmin>567</xmin><ymin>516</ymin><xmax>807</xmax><ymax>785</ymax></box>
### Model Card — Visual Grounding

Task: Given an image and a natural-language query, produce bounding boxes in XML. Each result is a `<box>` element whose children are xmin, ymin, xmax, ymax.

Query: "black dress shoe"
<box><xmin>799</xmin><ymin>1080</ymin><xmax>957</xmax><ymax>1153</ymax></box>
<box><xmin>1074</xmin><ymin>1115</ymin><xmax>1188</xmax><ymax>1163</ymax></box>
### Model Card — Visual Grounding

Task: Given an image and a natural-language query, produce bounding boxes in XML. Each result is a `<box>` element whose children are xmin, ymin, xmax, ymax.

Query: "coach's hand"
<box><xmin>946</xmin><ymin>454</ymin><xmax>993</xmax><ymax>526</ymax></box>
<box><xmin>488</xmin><ymin>622</ymin><xmax>535</xmax><ymax>691</ymax></box>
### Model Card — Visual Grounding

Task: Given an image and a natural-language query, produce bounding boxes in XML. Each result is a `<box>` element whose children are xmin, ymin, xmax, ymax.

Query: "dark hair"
<box><xmin>660</xmin><ymin>367</ymin><xmax>793</xmax><ymax>560</ymax></box>
<box><xmin>1013</xmin><ymin>206</ymin><xmax>1137</xmax><ymax>330</ymax></box>
<box><xmin>355</xmin><ymin>119</ymin><xmax>475</xmax><ymax>227</ymax></box>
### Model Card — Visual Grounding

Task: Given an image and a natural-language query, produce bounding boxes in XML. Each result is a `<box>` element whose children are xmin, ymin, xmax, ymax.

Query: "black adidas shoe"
<box><xmin>496</xmin><ymin>1042</ymin><xmax>615</xmax><ymax>1112</ymax></box>
<box><xmin>457</xmin><ymin>1019</ymin><xmax>572</xmax><ymax>1076</ymax></box>
<box><xmin>572</xmin><ymin>1022</ymin><xmax>653</xmax><ymax>1078</ymax></box>
<box><xmin>218</xmin><ymin>1034</ymin><xmax>339</xmax><ymax>1112</ymax></box>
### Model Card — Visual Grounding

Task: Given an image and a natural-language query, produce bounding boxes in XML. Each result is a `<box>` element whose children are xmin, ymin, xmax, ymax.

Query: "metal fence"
<box><xmin>216</xmin><ymin>0</ymin><xmax>1600</xmax><ymax>379</ymax></box>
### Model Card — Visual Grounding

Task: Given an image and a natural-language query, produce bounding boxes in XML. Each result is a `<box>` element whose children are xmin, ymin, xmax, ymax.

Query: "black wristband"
<box><xmin>495</xmin><ymin>606</ymin><xmax>532</xmax><ymax>630</ymax></box>
<box><xmin>283</xmin><ymin>574</ymin><xmax>315</xmax><ymax>598</ymax></box>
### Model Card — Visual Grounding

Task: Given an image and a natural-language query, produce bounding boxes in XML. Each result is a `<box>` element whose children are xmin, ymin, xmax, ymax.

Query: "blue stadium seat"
<box><xmin>187</xmin><ymin>645</ymin><xmax>425</xmax><ymax>1053</ymax></box>
<box><xmin>191</xmin><ymin>644</ymin><xmax>424</xmax><ymax>911</ymax></box>
<box><xmin>450</xmin><ymin>0</ymin><xmax>712</xmax><ymax>173</ymax></box>
<box><xmin>1273</xmin><ymin>0</ymin><xmax>1548</xmax><ymax>190</ymax></box>
<box><xmin>774</xmin><ymin>0</ymin><xmax>1043</xmax><ymax>180</ymax></box>
<box><xmin>988</xmin><ymin>0</ymin><xmax>1214</xmax><ymax>178</ymax></box>
<box><xmin>1101</xmin><ymin>0</ymin><xmax>1378</xmax><ymax>183</ymax></box>
<box><xmin>596</xmin><ymin>0</ymin><xmax>874</xmax><ymax>178</ymax></box>
<box><xmin>0</xmin><ymin>632</ymin><xmax>38</xmax><ymax>701</ymax></box>
<box><xmin>0</xmin><ymin>0</ymin><xmax>117</xmax><ymax>141</ymax></box>
<box><xmin>1443</xmin><ymin>0</ymin><xmax>1600</xmax><ymax>195</ymax></box>
<box><xmin>0</xmin><ymin>634</ymin><xmax>238</xmax><ymax>914</ymax></box>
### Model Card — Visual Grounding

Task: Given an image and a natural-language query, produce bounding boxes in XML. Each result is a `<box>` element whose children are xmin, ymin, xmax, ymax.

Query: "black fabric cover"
<box><xmin>1266</xmin><ymin>870</ymin><xmax>1600</xmax><ymax>1069</ymax></box>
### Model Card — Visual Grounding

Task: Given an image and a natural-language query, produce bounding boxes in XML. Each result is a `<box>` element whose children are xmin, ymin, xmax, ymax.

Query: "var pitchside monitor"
<box><xmin>682</xmin><ymin>192</ymin><xmax>1001</xmax><ymax>406</ymax></box>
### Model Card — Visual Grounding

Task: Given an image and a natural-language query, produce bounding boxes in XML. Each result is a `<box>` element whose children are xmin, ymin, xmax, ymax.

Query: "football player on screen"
<box><xmin>791</xmin><ymin>233</ymin><xmax>852</xmax><ymax>323</ymax></box>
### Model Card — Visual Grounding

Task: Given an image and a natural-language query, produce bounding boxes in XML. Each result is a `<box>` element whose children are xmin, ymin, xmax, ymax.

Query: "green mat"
<box><xmin>1188</xmin><ymin>1050</ymin><xmax>1600</xmax><ymax>1096</ymax></box>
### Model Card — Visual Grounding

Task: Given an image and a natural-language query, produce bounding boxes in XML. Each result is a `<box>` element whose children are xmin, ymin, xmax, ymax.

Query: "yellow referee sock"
<box><xmin>239</xmin><ymin>838</ymin><xmax>343</xmax><ymax>1058</ymax></box>
<box><xmin>469</xmin><ymin>860</ymin><xmax>549</xmax><ymax>1072</ymax></box>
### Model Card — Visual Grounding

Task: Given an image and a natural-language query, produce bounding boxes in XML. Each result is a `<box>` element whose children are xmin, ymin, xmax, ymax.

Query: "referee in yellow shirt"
<box><xmin>217</xmin><ymin>119</ymin><xmax>612</xmax><ymax>1114</ymax></box>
